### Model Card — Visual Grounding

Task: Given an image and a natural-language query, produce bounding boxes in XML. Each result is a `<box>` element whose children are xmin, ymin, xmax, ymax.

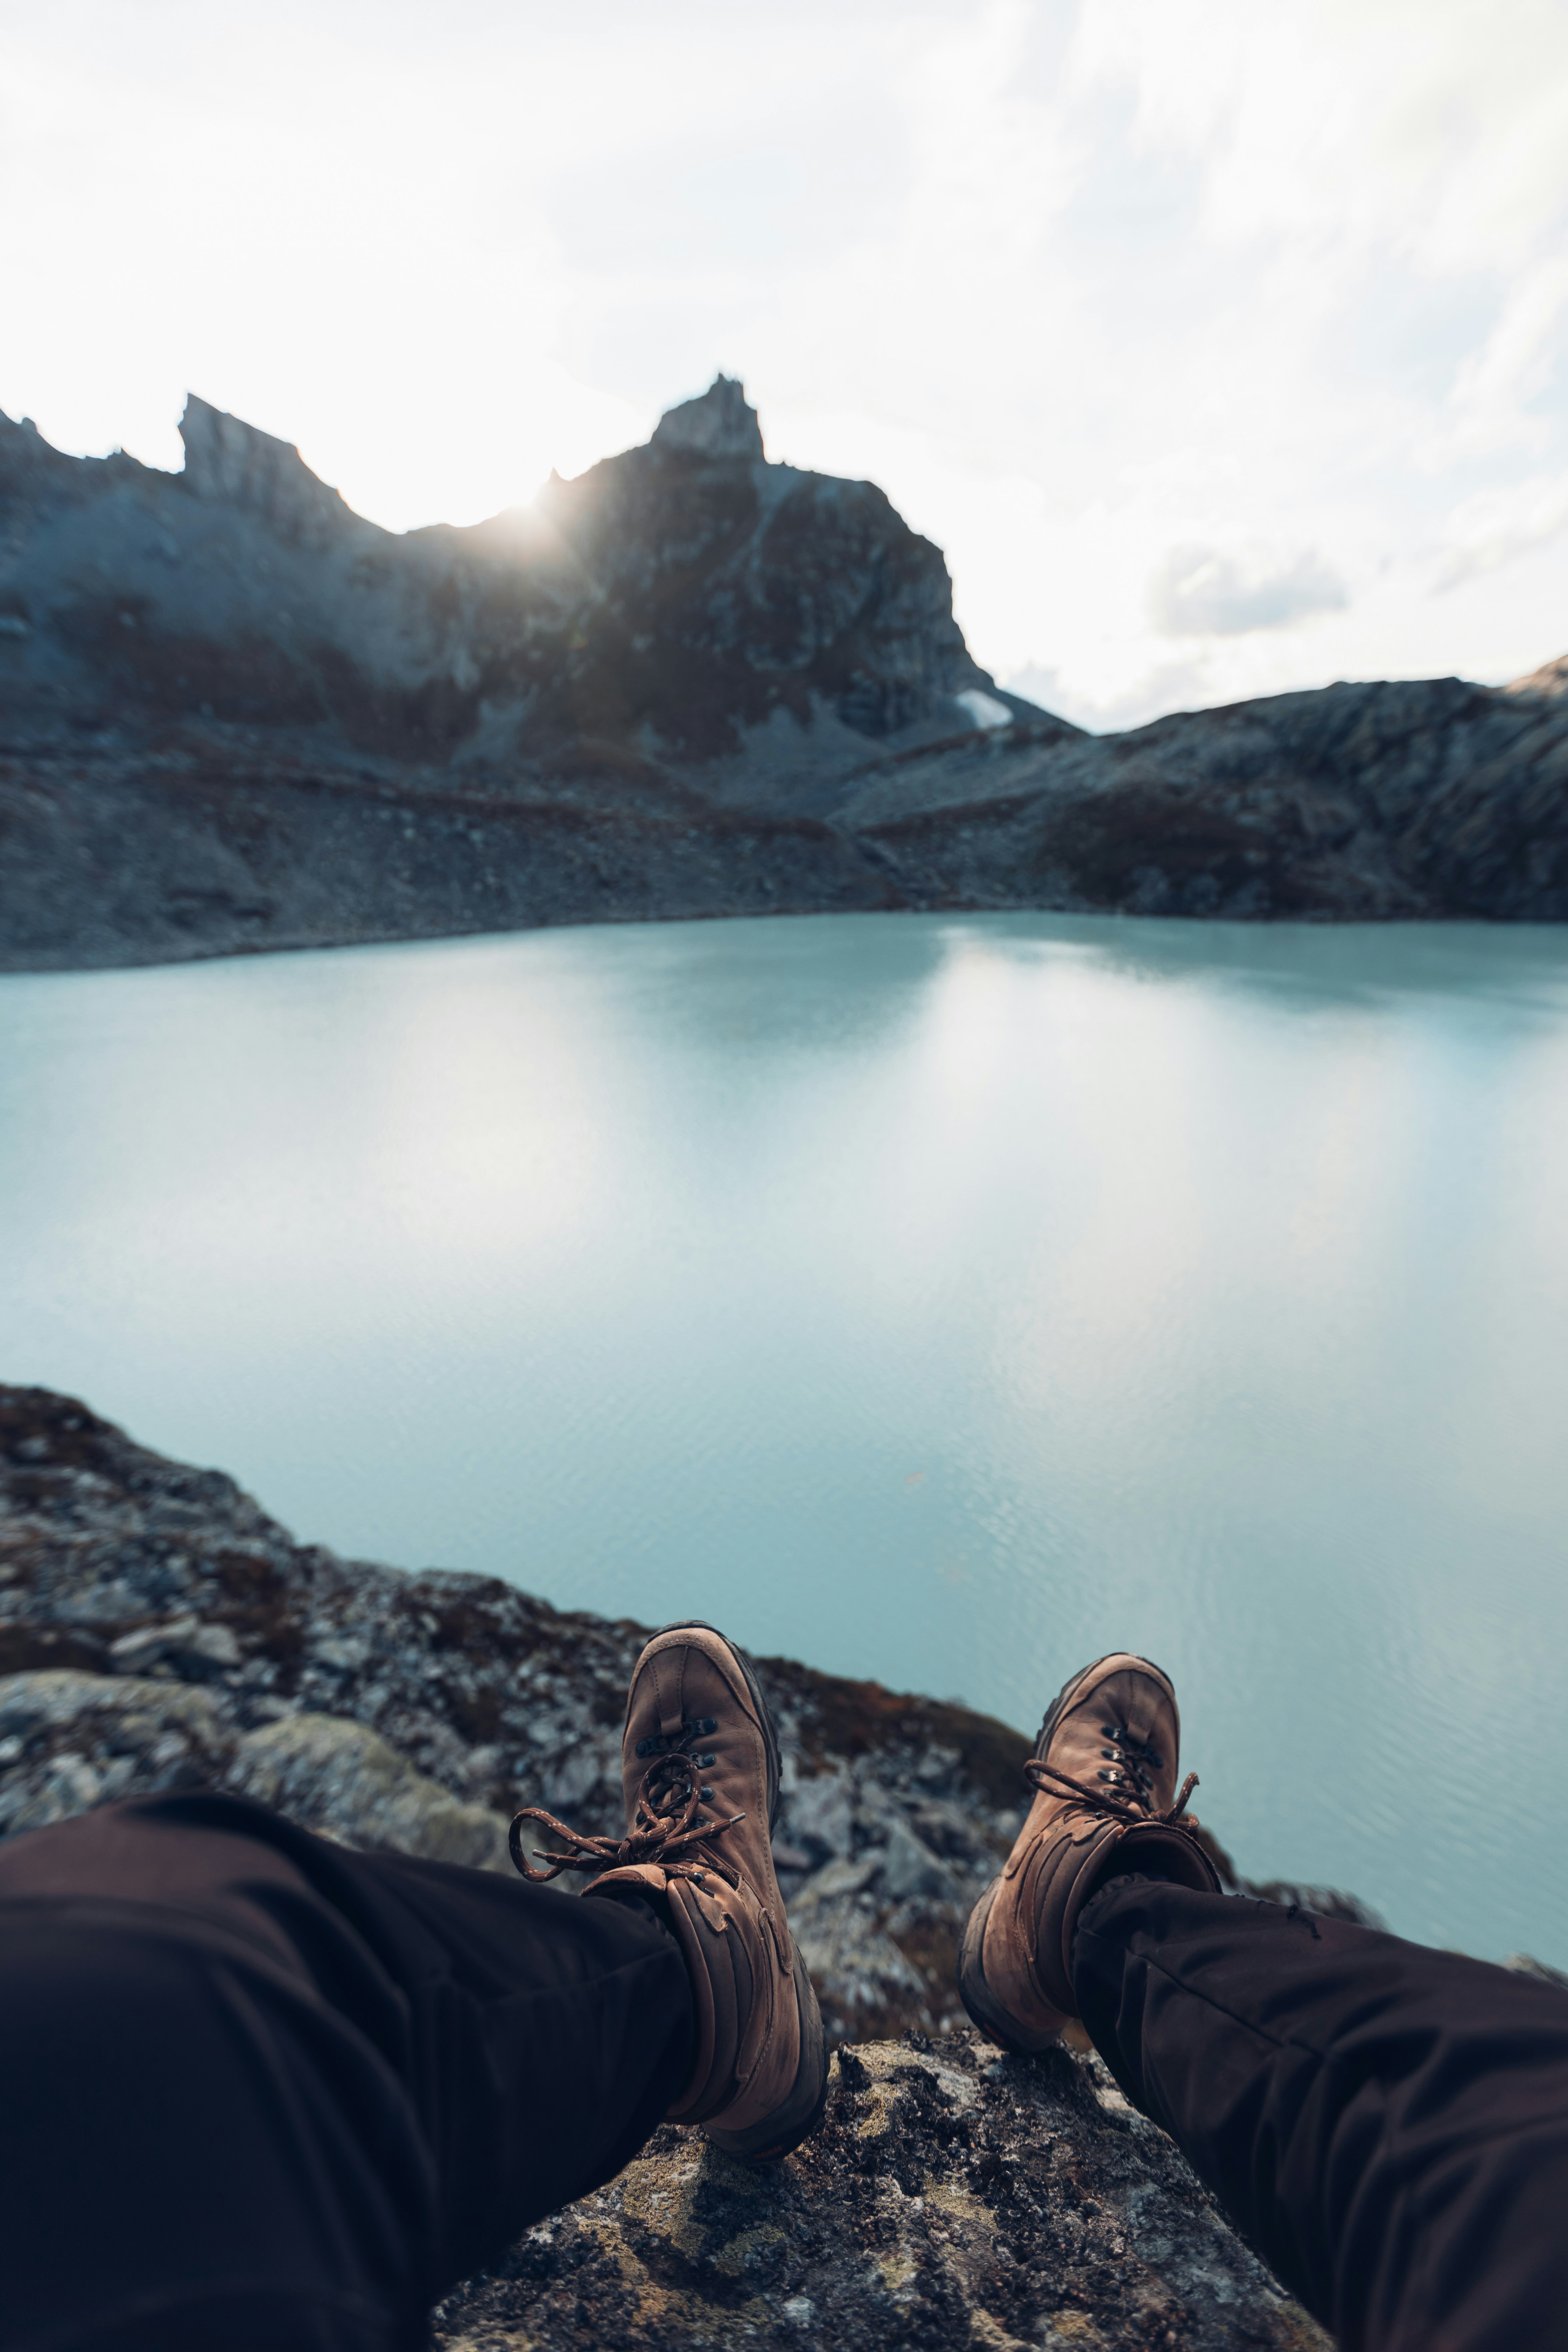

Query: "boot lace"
<box><xmin>509</xmin><ymin>1715</ymin><xmax>747</xmax><ymax>1889</ymax></box>
<box><xmin>1025</xmin><ymin>1717</ymin><xmax>1200</xmax><ymax>1829</ymax></box>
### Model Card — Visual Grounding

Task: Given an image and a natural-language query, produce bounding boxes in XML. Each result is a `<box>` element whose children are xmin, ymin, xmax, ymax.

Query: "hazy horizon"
<box><xmin>4</xmin><ymin>0</ymin><xmax>1566</xmax><ymax>733</ymax></box>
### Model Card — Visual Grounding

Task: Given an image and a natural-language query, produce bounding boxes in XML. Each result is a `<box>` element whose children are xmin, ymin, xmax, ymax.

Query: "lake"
<box><xmin>3</xmin><ymin>911</ymin><xmax>1567</xmax><ymax>1966</ymax></box>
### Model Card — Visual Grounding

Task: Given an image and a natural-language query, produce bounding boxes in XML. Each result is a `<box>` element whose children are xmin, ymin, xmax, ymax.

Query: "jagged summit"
<box><xmin>177</xmin><ymin>394</ymin><xmax>354</xmax><ymax>548</ymax></box>
<box><xmin>650</xmin><ymin>373</ymin><xmax>764</xmax><ymax>463</ymax></box>
<box><xmin>0</xmin><ymin>378</ymin><xmax>1001</xmax><ymax>791</ymax></box>
<box><xmin>1508</xmin><ymin>652</ymin><xmax>1568</xmax><ymax>701</ymax></box>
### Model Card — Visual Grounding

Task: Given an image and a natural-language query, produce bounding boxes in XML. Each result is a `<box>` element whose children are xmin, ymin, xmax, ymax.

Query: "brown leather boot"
<box><xmin>509</xmin><ymin>1620</ymin><xmax>828</xmax><ymax>2161</ymax></box>
<box><xmin>959</xmin><ymin>1652</ymin><xmax>1221</xmax><ymax>2051</ymax></box>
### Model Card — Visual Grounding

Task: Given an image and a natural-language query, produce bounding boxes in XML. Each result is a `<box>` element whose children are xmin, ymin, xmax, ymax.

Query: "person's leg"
<box><xmin>958</xmin><ymin>1651</ymin><xmax>1568</xmax><ymax>2352</ymax></box>
<box><xmin>0</xmin><ymin>1789</ymin><xmax>693</xmax><ymax>2352</ymax></box>
<box><xmin>511</xmin><ymin>1617</ymin><xmax>830</xmax><ymax>2162</ymax></box>
<box><xmin>1072</xmin><ymin>1874</ymin><xmax>1568</xmax><ymax>2352</ymax></box>
<box><xmin>0</xmin><ymin>1614</ymin><xmax>827</xmax><ymax>2351</ymax></box>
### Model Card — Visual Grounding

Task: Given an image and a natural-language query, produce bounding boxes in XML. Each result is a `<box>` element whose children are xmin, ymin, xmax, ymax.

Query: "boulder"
<box><xmin>432</xmin><ymin>2032</ymin><xmax>1332</xmax><ymax>2351</ymax></box>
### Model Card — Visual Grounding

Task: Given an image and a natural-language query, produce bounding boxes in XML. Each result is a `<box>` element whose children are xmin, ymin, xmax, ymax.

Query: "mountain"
<box><xmin>2</xmin><ymin>379</ymin><xmax>1566</xmax><ymax>969</ymax></box>
<box><xmin>0</xmin><ymin>376</ymin><xmax>1016</xmax><ymax>779</ymax></box>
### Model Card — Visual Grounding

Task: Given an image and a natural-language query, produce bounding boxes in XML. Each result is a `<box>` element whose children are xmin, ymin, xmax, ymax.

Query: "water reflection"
<box><xmin>972</xmin><ymin>909</ymin><xmax>1568</xmax><ymax>1015</ymax></box>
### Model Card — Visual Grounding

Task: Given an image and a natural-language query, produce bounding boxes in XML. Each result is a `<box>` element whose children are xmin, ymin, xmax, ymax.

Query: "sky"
<box><xmin>2</xmin><ymin>0</ymin><xmax>1567</xmax><ymax>732</ymax></box>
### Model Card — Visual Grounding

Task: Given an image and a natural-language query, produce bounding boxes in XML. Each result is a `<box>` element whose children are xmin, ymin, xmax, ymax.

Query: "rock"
<box><xmin>879</xmin><ymin>1816</ymin><xmax>963</xmax><ymax>1904</ymax></box>
<box><xmin>0</xmin><ymin>1670</ymin><xmax>236</xmax><ymax>1836</ymax></box>
<box><xmin>109</xmin><ymin>1612</ymin><xmax>243</xmax><ymax>1671</ymax></box>
<box><xmin>0</xmin><ymin>1667</ymin><xmax>509</xmax><ymax>1865</ymax></box>
<box><xmin>651</xmin><ymin>374</ymin><xmax>765</xmax><ymax>462</ymax></box>
<box><xmin>793</xmin><ymin>1854</ymin><xmax>880</xmax><ymax>1907</ymax></box>
<box><xmin>431</xmin><ymin>2031</ymin><xmax>1331</xmax><ymax>2351</ymax></box>
<box><xmin>846</xmin><ymin>676</ymin><xmax>1568</xmax><ymax>922</ymax></box>
<box><xmin>1508</xmin><ymin>654</ymin><xmax>1568</xmax><ymax>702</ymax></box>
<box><xmin>1502</xmin><ymin>1952</ymin><xmax>1568</xmax><ymax>1990</ymax></box>
<box><xmin>177</xmin><ymin>394</ymin><xmax>356</xmax><ymax>550</ymax></box>
<box><xmin>231</xmin><ymin>1712</ymin><xmax>510</xmax><ymax>1868</ymax></box>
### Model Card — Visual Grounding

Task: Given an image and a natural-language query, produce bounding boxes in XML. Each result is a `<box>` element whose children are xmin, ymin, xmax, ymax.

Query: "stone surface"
<box><xmin>1502</xmin><ymin>1951</ymin><xmax>1568</xmax><ymax>1991</ymax></box>
<box><xmin>3</xmin><ymin>386</ymin><xmax>1564</xmax><ymax>969</ymax></box>
<box><xmin>0</xmin><ymin>1669</ymin><xmax>508</xmax><ymax>1865</ymax></box>
<box><xmin>178</xmin><ymin>393</ymin><xmax>355</xmax><ymax>549</ymax></box>
<box><xmin>432</xmin><ymin>2034</ymin><xmax>1332</xmax><ymax>2352</ymax></box>
<box><xmin>842</xmin><ymin>675</ymin><xmax>1568</xmax><ymax>921</ymax></box>
<box><xmin>652</xmin><ymin>376</ymin><xmax>766</xmax><ymax>462</ymax></box>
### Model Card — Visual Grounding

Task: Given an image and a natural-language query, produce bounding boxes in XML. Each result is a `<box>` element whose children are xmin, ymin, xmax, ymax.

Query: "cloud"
<box><xmin>1073</xmin><ymin>0</ymin><xmax>1568</xmax><ymax>275</ymax></box>
<box><xmin>1146</xmin><ymin>545</ymin><xmax>1349</xmax><ymax>638</ymax></box>
<box><xmin>1432</xmin><ymin>471</ymin><xmax>1568</xmax><ymax>590</ymax></box>
<box><xmin>1002</xmin><ymin>659</ymin><xmax>1212</xmax><ymax>734</ymax></box>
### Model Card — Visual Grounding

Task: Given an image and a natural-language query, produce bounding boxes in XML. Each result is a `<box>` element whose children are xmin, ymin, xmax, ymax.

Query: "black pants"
<box><xmin>2</xmin><ymin>1800</ymin><xmax>1566</xmax><ymax>2351</ymax></box>
<box><xmin>0</xmin><ymin>1794</ymin><xmax>691</xmax><ymax>2352</ymax></box>
<box><xmin>1074</xmin><ymin>1874</ymin><xmax>1568</xmax><ymax>2351</ymax></box>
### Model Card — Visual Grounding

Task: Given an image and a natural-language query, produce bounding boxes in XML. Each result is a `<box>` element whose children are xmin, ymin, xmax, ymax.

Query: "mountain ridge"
<box><xmin>2</xmin><ymin>378</ymin><xmax>1566</xmax><ymax>968</ymax></box>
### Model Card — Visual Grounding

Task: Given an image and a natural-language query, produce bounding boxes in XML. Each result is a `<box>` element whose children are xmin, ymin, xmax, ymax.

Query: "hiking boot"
<box><xmin>509</xmin><ymin>1620</ymin><xmax>828</xmax><ymax>2161</ymax></box>
<box><xmin>959</xmin><ymin>1652</ymin><xmax>1221</xmax><ymax>2051</ymax></box>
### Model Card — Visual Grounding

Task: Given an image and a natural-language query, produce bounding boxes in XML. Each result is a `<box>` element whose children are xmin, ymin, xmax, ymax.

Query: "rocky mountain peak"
<box><xmin>177</xmin><ymin>393</ymin><xmax>354</xmax><ymax>548</ymax></box>
<box><xmin>650</xmin><ymin>373</ymin><xmax>765</xmax><ymax>462</ymax></box>
<box><xmin>1509</xmin><ymin>652</ymin><xmax>1568</xmax><ymax>701</ymax></box>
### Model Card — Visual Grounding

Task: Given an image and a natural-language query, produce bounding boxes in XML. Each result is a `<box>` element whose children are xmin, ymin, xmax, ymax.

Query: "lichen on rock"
<box><xmin>433</xmin><ymin>2030</ymin><xmax>1332</xmax><ymax>2351</ymax></box>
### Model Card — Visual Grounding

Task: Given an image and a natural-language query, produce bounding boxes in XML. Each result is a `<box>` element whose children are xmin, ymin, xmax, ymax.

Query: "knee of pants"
<box><xmin>0</xmin><ymin>1899</ymin><xmax>435</xmax><ymax>2351</ymax></box>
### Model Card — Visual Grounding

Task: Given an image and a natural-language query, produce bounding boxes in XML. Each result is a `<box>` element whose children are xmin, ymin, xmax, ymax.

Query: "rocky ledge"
<box><xmin>4</xmin><ymin>1380</ymin><xmax>1521</xmax><ymax>2348</ymax></box>
<box><xmin>434</xmin><ymin>2037</ymin><xmax>1330</xmax><ymax>2352</ymax></box>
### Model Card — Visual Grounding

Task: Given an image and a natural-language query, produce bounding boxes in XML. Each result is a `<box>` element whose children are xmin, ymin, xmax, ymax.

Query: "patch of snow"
<box><xmin>955</xmin><ymin>688</ymin><xmax>1013</xmax><ymax>731</ymax></box>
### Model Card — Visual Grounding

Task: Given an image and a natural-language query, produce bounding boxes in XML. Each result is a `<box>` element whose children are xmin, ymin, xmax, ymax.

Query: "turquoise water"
<box><xmin>3</xmin><ymin>912</ymin><xmax>1567</xmax><ymax>1963</ymax></box>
